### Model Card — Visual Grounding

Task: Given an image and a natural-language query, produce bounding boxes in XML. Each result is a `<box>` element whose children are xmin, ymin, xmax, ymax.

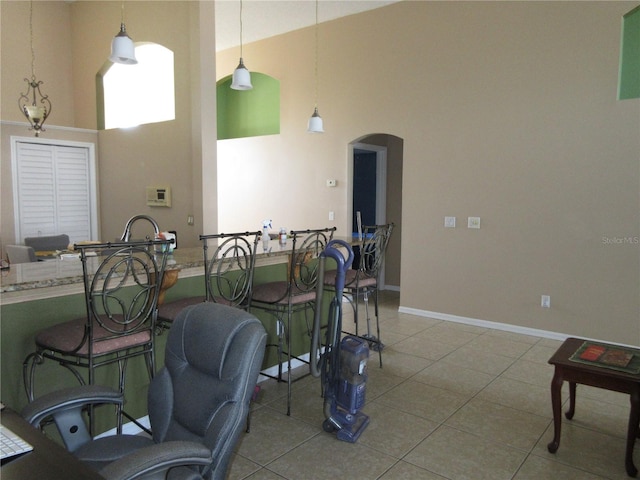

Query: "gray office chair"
<box><xmin>22</xmin><ymin>302</ymin><xmax>267</xmax><ymax>480</ymax></box>
<box><xmin>6</xmin><ymin>245</ymin><xmax>37</xmax><ymax>264</ymax></box>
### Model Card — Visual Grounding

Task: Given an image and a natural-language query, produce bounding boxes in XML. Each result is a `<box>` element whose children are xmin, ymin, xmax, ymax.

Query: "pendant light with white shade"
<box><xmin>307</xmin><ymin>0</ymin><xmax>323</xmax><ymax>133</ymax></box>
<box><xmin>110</xmin><ymin>1</ymin><xmax>137</xmax><ymax>65</ymax></box>
<box><xmin>231</xmin><ymin>0</ymin><xmax>253</xmax><ymax>90</ymax></box>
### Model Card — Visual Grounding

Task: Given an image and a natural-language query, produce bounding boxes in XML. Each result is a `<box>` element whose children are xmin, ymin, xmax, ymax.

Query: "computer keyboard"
<box><xmin>0</xmin><ymin>425</ymin><xmax>33</xmax><ymax>460</ymax></box>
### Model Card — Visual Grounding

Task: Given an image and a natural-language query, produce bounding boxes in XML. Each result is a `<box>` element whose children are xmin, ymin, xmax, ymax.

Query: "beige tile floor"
<box><xmin>229</xmin><ymin>291</ymin><xmax>636</xmax><ymax>480</ymax></box>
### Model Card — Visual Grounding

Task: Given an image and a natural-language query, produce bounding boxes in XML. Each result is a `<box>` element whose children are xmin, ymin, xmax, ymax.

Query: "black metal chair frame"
<box><xmin>202</xmin><ymin>231</ymin><xmax>261</xmax><ymax>308</ymax></box>
<box><xmin>329</xmin><ymin>223</ymin><xmax>394</xmax><ymax>367</ymax></box>
<box><xmin>157</xmin><ymin>231</ymin><xmax>261</xmax><ymax>330</ymax></box>
<box><xmin>250</xmin><ymin>227</ymin><xmax>336</xmax><ymax>415</ymax></box>
<box><xmin>22</xmin><ymin>239</ymin><xmax>171</xmax><ymax>432</ymax></box>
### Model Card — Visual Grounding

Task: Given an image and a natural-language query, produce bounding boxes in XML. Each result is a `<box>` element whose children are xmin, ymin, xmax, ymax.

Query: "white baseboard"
<box><xmin>398</xmin><ymin>306</ymin><xmax>569</xmax><ymax>341</ymax></box>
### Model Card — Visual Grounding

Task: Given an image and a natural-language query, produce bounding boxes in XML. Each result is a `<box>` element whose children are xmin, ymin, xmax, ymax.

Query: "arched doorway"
<box><xmin>348</xmin><ymin>134</ymin><xmax>403</xmax><ymax>291</ymax></box>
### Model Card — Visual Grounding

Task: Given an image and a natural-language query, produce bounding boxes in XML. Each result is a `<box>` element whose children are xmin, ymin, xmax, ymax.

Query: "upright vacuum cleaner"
<box><xmin>311</xmin><ymin>239</ymin><xmax>370</xmax><ymax>443</ymax></box>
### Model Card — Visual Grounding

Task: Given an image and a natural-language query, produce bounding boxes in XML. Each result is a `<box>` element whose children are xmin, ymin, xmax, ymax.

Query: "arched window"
<box><xmin>97</xmin><ymin>43</ymin><xmax>175</xmax><ymax>129</ymax></box>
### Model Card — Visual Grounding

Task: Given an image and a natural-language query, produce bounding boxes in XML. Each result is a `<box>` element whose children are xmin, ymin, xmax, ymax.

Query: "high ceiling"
<box><xmin>215</xmin><ymin>0</ymin><xmax>400</xmax><ymax>52</ymax></box>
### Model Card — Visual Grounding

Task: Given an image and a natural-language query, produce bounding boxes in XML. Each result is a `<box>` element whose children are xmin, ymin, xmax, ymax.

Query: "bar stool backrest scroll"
<box><xmin>157</xmin><ymin>231</ymin><xmax>261</xmax><ymax>330</ymax></box>
<box><xmin>202</xmin><ymin>231</ymin><xmax>262</xmax><ymax>309</ymax></box>
<box><xmin>359</xmin><ymin>223</ymin><xmax>394</xmax><ymax>284</ymax></box>
<box><xmin>289</xmin><ymin>228</ymin><xmax>337</xmax><ymax>297</ymax></box>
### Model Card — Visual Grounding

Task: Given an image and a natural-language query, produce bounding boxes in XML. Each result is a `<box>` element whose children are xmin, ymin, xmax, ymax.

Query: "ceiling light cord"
<box><xmin>29</xmin><ymin>0</ymin><xmax>36</xmax><ymax>81</ymax></box>
<box><xmin>313</xmin><ymin>0</ymin><xmax>318</xmax><ymax>108</ymax></box>
<box><xmin>239</xmin><ymin>0</ymin><xmax>244</xmax><ymax>59</ymax></box>
<box><xmin>231</xmin><ymin>0</ymin><xmax>252</xmax><ymax>90</ymax></box>
<box><xmin>307</xmin><ymin>0</ymin><xmax>324</xmax><ymax>132</ymax></box>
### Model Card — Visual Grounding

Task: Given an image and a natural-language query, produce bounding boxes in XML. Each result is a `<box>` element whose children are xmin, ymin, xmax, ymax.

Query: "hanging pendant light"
<box><xmin>18</xmin><ymin>0</ymin><xmax>51</xmax><ymax>137</ymax></box>
<box><xmin>307</xmin><ymin>0</ymin><xmax>324</xmax><ymax>133</ymax></box>
<box><xmin>231</xmin><ymin>0</ymin><xmax>252</xmax><ymax>90</ymax></box>
<box><xmin>110</xmin><ymin>1</ymin><xmax>137</xmax><ymax>65</ymax></box>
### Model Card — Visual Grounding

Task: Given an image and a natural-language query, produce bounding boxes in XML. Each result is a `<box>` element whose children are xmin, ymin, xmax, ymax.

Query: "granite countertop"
<box><xmin>0</xmin><ymin>236</ymin><xmax>354</xmax><ymax>299</ymax></box>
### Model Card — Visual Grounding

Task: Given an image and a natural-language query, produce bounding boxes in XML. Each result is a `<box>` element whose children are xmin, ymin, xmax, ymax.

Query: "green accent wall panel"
<box><xmin>619</xmin><ymin>5</ymin><xmax>640</xmax><ymax>100</ymax></box>
<box><xmin>217</xmin><ymin>72</ymin><xmax>280</xmax><ymax>139</ymax></box>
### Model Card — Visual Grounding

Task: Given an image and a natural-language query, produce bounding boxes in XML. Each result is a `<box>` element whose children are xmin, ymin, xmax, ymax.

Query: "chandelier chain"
<box><xmin>29</xmin><ymin>0</ymin><xmax>36</xmax><ymax>80</ymax></box>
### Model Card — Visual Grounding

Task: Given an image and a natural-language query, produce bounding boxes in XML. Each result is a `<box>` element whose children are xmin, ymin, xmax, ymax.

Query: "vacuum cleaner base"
<box><xmin>323</xmin><ymin>410</ymin><xmax>370</xmax><ymax>443</ymax></box>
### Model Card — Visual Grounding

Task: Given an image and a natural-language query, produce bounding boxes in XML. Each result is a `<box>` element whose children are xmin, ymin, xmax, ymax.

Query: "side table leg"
<box><xmin>625</xmin><ymin>387</ymin><xmax>639</xmax><ymax>477</ymax></box>
<box><xmin>565</xmin><ymin>381</ymin><xmax>576</xmax><ymax>419</ymax></box>
<box><xmin>547</xmin><ymin>368</ymin><xmax>563</xmax><ymax>453</ymax></box>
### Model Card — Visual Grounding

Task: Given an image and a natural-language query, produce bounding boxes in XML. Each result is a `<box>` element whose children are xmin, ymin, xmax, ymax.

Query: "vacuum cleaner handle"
<box><xmin>310</xmin><ymin>240</ymin><xmax>354</xmax><ymax>378</ymax></box>
<box><xmin>325</xmin><ymin>239</ymin><xmax>354</xmax><ymax>291</ymax></box>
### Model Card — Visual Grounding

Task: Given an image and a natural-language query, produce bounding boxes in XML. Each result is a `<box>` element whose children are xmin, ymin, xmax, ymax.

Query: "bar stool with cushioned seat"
<box><xmin>250</xmin><ymin>227</ymin><xmax>335</xmax><ymax>415</ymax></box>
<box><xmin>157</xmin><ymin>231</ymin><xmax>261</xmax><ymax>329</ymax></box>
<box><xmin>22</xmin><ymin>239</ymin><xmax>172</xmax><ymax>432</ymax></box>
<box><xmin>323</xmin><ymin>223</ymin><xmax>394</xmax><ymax>367</ymax></box>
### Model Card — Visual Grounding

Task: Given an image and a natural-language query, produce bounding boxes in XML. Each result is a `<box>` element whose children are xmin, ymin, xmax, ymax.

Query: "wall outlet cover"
<box><xmin>468</xmin><ymin>217</ymin><xmax>481</xmax><ymax>229</ymax></box>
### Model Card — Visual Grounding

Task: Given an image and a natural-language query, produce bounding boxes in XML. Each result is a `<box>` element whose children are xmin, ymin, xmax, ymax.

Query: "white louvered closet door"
<box><xmin>14</xmin><ymin>141</ymin><xmax>96</xmax><ymax>244</ymax></box>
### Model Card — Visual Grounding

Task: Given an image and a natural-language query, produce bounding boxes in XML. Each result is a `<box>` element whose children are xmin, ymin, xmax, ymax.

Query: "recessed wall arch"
<box><xmin>216</xmin><ymin>73</ymin><xmax>280</xmax><ymax>140</ymax></box>
<box><xmin>97</xmin><ymin>43</ymin><xmax>175</xmax><ymax>130</ymax></box>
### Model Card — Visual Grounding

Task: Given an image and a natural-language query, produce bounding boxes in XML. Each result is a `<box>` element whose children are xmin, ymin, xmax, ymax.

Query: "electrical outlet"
<box><xmin>326</xmin><ymin>179</ymin><xmax>337</xmax><ymax>187</ymax></box>
<box><xmin>541</xmin><ymin>295</ymin><xmax>551</xmax><ymax>308</ymax></box>
<box><xmin>444</xmin><ymin>216</ymin><xmax>456</xmax><ymax>228</ymax></box>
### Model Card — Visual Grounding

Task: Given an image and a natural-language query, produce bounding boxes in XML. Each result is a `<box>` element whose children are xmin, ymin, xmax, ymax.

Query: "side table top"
<box><xmin>549</xmin><ymin>337</ymin><xmax>640</xmax><ymax>382</ymax></box>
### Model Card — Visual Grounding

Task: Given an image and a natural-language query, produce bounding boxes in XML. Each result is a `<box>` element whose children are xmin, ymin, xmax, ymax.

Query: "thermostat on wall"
<box><xmin>146</xmin><ymin>186</ymin><xmax>172</xmax><ymax>207</ymax></box>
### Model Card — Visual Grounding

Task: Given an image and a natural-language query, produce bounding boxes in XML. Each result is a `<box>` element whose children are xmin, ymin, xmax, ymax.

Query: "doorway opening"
<box><xmin>348</xmin><ymin>134</ymin><xmax>403</xmax><ymax>292</ymax></box>
<box><xmin>352</xmin><ymin>144</ymin><xmax>387</xmax><ymax>236</ymax></box>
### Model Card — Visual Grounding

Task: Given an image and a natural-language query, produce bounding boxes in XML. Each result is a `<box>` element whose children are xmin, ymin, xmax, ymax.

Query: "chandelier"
<box><xmin>18</xmin><ymin>1</ymin><xmax>51</xmax><ymax>137</ymax></box>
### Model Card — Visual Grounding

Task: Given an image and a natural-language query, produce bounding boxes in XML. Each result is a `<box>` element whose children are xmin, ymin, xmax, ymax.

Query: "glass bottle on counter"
<box><xmin>279</xmin><ymin>227</ymin><xmax>287</xmax><ymax>246</ymax></box>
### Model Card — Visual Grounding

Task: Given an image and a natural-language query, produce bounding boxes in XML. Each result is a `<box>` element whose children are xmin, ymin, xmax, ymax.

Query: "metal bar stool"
<box><xmin>323</xmin><ymin>223</ymin><xmax>394</xmax><ymax>367</ymax></box>
<box><xmin>22</xmin><ymin>239</ymin><xmax>172</xmax><ymax>433</ymax></box>
<box><xmin>157</xmin><ymin>231</ymin><xmax>261</xmax><ymax>329</ymax></box>
<box><xmin>250</xmin><ymin>227</ymin><xmax>336</xmax><ymax>415</ymax></box>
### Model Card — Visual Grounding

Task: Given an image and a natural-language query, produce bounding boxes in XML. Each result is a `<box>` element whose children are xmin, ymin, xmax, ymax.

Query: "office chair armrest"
<box><xmin>21</xmin><ymin>384</ymin><xmax>123</xmax><ymax>427</ymax></box>
<box><xmin>99</xmin><ymin>440</ymin><xmax>213</xmax><ymax>480</ymax></box>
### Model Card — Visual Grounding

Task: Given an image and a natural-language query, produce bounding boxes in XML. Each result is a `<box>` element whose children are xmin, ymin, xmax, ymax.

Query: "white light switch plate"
<box><xmin>444</xmin><ymin>216</ymin><xmax>456</xmax><ymax>228</ymax></box>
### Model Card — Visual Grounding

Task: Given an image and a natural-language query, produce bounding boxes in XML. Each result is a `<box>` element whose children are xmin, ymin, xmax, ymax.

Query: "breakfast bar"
<box><xmin>0</xmin><ymin>237</ymin><xmax>349</xmax><ymax>420</ymax></box>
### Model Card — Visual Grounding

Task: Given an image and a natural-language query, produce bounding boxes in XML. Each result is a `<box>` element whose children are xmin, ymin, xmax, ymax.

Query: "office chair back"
<box><xmin>148</xmin><ymin>303</ymin><xmax>267</xmax><ymax>479</ymax></box>
<box><xmin>22</xmin><ymin>303</ymin><xmax>267</xmax><ymax>480</ymax></box>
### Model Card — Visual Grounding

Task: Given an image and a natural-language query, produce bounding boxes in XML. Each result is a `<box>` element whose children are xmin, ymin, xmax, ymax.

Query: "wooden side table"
<box><xmin>547</xmin><ymin>337</ymin><xmax>640</xmax><ymax>477</ymax></box>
